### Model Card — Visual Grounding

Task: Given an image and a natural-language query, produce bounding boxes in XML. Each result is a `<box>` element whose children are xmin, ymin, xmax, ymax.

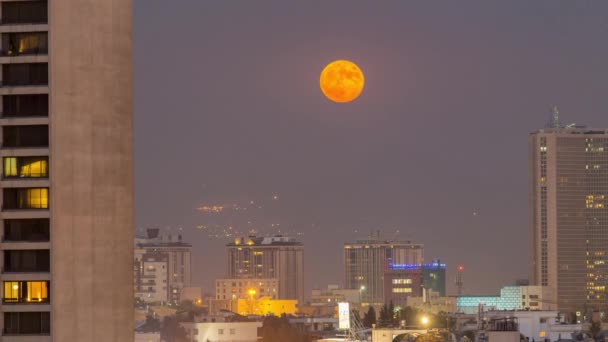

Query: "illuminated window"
<box><xmin>3</xmin><ymin>188</ymin><xmax>49</xmax><ymax>209</ymax></box>
<box><xmin>3</xmin><ymin>281</ymin><xmax>49</xmax><ymax>303</ymax></box>
<box><xmin>392</xmin><ymin>279</ymin><xmax>412</xmax><ymax>285</ymax></box>
<box><xmin>392</xmin><ymin>288</ymin><xmax>412</xmax><ymax>293</ymax></box>
<box><xmin>25</xmin><ymin>188</ymin><xmax>48</xmax><ymax>209</ymax></box>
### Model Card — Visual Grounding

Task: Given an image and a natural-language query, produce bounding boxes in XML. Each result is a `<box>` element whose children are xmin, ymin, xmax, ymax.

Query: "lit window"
<box><xmin>24</xmin><ymin>188</ymin><xmax>48</xmax><ymax>209</ymax></box>
<box><xmin>392</xmin><ymin>279</ymin><xmax>412</xmax><ymax>285</ymax></box>
<box><xmin>392</xmin><ymin>288</ymin><xmax>412</xmax><ymax>293</ymax></box>
<box><xmin>3</xmin><ymin>281</ymin><xmax>49</xmax><ymax>303</ymax></box>
<box><xmin>3</xmin><ymin>157</ymin><xmax>48</xmax><ymax>178</ymax></box>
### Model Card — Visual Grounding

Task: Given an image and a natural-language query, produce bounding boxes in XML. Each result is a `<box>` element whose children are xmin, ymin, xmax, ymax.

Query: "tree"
<box><xmin>388</xmin><ymin>301</ymin><xmax>398</xmax><ymax>327</ymax></box>
<box><xmin>378</xmin><ymin>304</ymin><xmax>391</xmax><ymax>328</ymax></box>
<box><xmin>363</xmin><ymin>306</ymin><xmax>377</xmax><ymax>328</ymax></box>
<box><xmin>140</xmin><ymin>314</ymin><xmax>161</xmax><ymax>333</ymax></box>
<box><xmin>259</xmin><ymin>316</ymin><xmax>310</xmax><ymax>342</ymax></box>
<box><xmin>161</xmin><ymin>315</ymin><xmax>188</xmax><ymax>342</ymax></box>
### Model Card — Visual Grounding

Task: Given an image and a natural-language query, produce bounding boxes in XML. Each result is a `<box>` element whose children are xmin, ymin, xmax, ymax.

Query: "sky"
<box><xmin>133</xmin><ymin>1</ymin><xmax>608</xmax><ymax>296</ymax></box>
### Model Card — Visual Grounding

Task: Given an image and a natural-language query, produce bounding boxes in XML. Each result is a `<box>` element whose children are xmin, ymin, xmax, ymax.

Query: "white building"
<box><xmin>181</xmin><ymin>321</ymin><xmax>262</xmax><ymax>342</ymax></box>
<box><xmin>134</xmin><ymin>253</ymin><xmax>169</xmax><ymax>303</ymax></box>
<box><xmin>486</xmin><ymin>310</ymin><xmax>583</xmax><ymax>342</ymax></box>
<box><xmin>134</xmin><ymin>332</ymin><xmax>161</xmax><ymax>342</ymax></box>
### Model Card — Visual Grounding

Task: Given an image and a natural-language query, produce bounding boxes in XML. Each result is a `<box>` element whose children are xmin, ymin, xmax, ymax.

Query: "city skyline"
<box><xmin>133</xmin><ymin>1</ymin><xmax>608</xmax><ymax>297</ymax></box>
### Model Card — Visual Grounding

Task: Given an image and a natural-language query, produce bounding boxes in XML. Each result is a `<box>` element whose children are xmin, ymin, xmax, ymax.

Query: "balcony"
<box><xmin>1</xmin><ymin>2</ymin><xmax>48</xmax><ymax>26</ymax></box>
<box><xmin>3</xmin><ymin>249</ymin><xmax>49</xmax><ymax>273</ymax></box>
<box><xmin>2</xmin><ymin>63</ymin><xmax>47</xmax><ymax>87</ymax></box>
<box><xmin>1</xmin><ymin>94</ymin><xmax>48</xmax><ymax>118</ymax></box>
<box><xmin>3</xmin><ymin>188</ymin><xmax>48</xmax><ymax>210</ymax></box>
<box><xmin>3</xmin><ymin>311</ymin><xmax>50</xmax><ymax>336</ymax></box>
<box><xmin>3</xmin><ymin>219</ymin><xmax>49</xmax><ymax>242</ymax></box>
<box><xmin>2</xmin><ymin>125</ymin><xmax>48</xmax><ymax>148</ymax></box>
<box><xmin>3</xmin><ymin>280</ymin><xmax>49</xmax><ymax>304</ymax></box>
<box><xmin>3</xmin><ymin>156</ymin><xmax>48</xmax><ymax>179</ymax></box>
<box><xmin>1</xmin><ymin>32</ymin><xmax>47</xmax><ymax>57</ymax></box>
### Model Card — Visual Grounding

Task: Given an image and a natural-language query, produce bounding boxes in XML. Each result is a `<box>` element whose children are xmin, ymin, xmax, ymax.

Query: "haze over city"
<box><xmin>133</xmin><ymin>1</ymin><xmax>608</xmax><ymax>296</ymax></box>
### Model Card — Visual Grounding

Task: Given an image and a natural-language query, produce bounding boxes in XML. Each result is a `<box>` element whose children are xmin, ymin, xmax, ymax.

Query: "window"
<box><xmin>3</xmin><ymin>281</ymin><xmax>49</xmax><ymax>303</ymax></box>
<box><xmin>2</xmin><ymin>63</ymin><xmax>48</xmax><ymax>86</ymax></box>
<box><xmin>193</xmin><ymin>328</ymin><xmax>198</xmax><ymax>335</ymax></box>
<box><xmin>218</xmin><ymin>329</ymin><xmax>224</xmax><ymax>335</ymax></box>
<box><xmin>4</xmin><ymin>250</ymin><xmax>49</xmax><ymax>272</ymax></box>
<box><xmin>1</xmin><ymin>32</ymin><xmax>47</xmax><ymax>56</ymax></box>
<box><xmin>1</xmin><ymin>1</ymin><xmax>47</xmax><ymax>25</ymax></box>
<box><xmin>392</xmin><ymin>279</ymin><xmax>412</xmax><ymax>285</ymax></box>
<box><xmin>3</xmin><ymin>156</ymin><xmax>48</xmax><ymax>178</ymax></box>
<box><xmin>3</xmin><ymin>188</ymin><xmax>49</xmax><ymax>209</ymax></box>
<box><xmin>4</xmin><ymin>312</ymin><xmax>50</xmax><ymax>335</ymax></box>
<box><xmin>392</xmin><ymin>288</ymin><xmax>412</xmax><ymax>293</ymax></box>
<box><xmin>230</xmin><ymin>328</ymin><xmax>236</xmax><ymax>335</ymax></box>
<box><xmin>4</xmin><ymin>219</ymin><xmax>49</xmax><ymax>242</ymax></box>
<box><xmin>2</xmin><ymin>125</ymin><xmax>49</xmax><ymax>148</ymax></box>
<box><xmin>2</xmin><ymin>94</ymin><xmax>48</xmax><ymax>117</ymax></box>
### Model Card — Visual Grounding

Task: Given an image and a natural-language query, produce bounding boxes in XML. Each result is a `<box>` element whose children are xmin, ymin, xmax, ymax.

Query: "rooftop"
<box><xmin>227</xmin><ymin>235</ymin><xmax>302</xmax><ymax>247</ymax></box>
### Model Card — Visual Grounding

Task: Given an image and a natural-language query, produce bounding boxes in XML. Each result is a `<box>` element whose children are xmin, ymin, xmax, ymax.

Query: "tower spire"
<box><xmin>552</xmin><ymin>105</ymin><xmax>560</xmax><ymax>128</ymax></box>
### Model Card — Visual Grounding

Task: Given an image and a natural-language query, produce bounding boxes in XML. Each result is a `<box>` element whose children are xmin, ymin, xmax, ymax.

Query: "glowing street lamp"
<box><xmin>359</xmin><ymin>285</ymin><xmax>366</xmax><ymax>304</ymax></box>
<box><xmin>420</xmin><ymin>315</ymin><xmax>430</xmax><ymax>327</ymax></box>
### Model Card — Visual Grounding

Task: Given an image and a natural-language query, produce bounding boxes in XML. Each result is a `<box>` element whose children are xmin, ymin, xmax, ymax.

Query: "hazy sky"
<box><xmin>133</xmin><ymin>1</ymin><xmax>608</xmax><ymax>296</ymax></box>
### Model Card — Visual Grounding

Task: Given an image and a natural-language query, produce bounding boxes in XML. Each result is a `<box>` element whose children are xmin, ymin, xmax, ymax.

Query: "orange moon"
<box><xmin>319</xmin><ymin>60</ymin><xmax>365</xmax><ymax>103</ymax></box>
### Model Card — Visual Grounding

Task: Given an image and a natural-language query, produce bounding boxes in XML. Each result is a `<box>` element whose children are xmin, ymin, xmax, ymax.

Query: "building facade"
<box><xmin>215</xmin><ymin>278</ymin><xmax>278</xmax><ymax>300</ymax></box>
<box><xmin>0</xmin><ymin>0</ymin><xmax>133</xmax><ymax>340</ymax></box>
<box><xmin>457</xmin><ymin>286</ymin><xmax>556</xmax><ymax>314</ymax></box>
<box><xmin>136</xmin><ymin>228</ymin><xmax>192</xmax><ymax>303</ymax></box>
<box><xmin>134</xmin><ymin>253</ymin><xmax>169</xmax><ymax>303</ymax></box>
<box><xmin>226</xmin><ymin>236</ymin><xmax>304</xmax><ymax>302</ymax></box>
<box><xmin>344</xmin><ymin>238</ymin><xmax>423</xmax><ymax>305</ymax></box>
<box><xmin>181</xmin><ymin>321</ymin><xmax>262</xmax><ymax>342</ymax></box>
<box><xmin>383</xmin><ymin>262</ymin><xmax>446</xmax><ymax>307</ymax></box>
<box><xmin>530</xmin><ymin>126</ymin><xmax>608</xmax><ymax>313</ymax></box>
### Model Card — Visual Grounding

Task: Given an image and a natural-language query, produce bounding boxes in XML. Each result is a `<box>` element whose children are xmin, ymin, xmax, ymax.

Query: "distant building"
<box><xmin>485</xmin><ymin>310</ymin><xmax>582</xmax><ymax>342</ymax></box>
<box><xmin>181</xmin><ymin>321</ymin><xmax>261</xmax><ymax>342</ymax></box>
<box><xmin>216</xmin><ymin>278</ymin><xmax>278</xmax><ymax>300</ymax></box>
<box><xmin>406</xmin><ymin>290</ymin><xmax>457</xmax><ymax>314</ymax></box>
<box><xmin>207</xmin><ymin>297</ymin><xmax>297</xmax><ymax>317</ymax></box>
<box><xmin>383</xmin><ymin>261</ymin><xmax>446</xmax><ymax>307</ymax></box>
<box><xmin>134</xmin><ymin>253</ymin><xmax>169</xmax><ymax>303</ymax></box>
<box><xmin>310</xmin><ymin>285</ymin><xmax>360</xmax><ymax>306</ymax></box>
<box><xmin>135</xmin><ymin>228</ymin><xmax>192</xmax><ymax>303</ymax></box>
<box><xmin>226</xmin><ymin>235</ymin><xmax>304</xmax><ymax>302</ymax></box>
<box><xmin>530</xmin><ymin>125</ymin><xmax>608</xmax><ymax>313</ymax></box>
<box><xmin>457</xmin><ymin>286</ymin><xmax>556</xmax><ymax>314</ymax></box>
<box><xmin>344</xmin><ymin>237</ymin><xmax>424</xmax><ymax>305</ymax></box>
<box><xmin>134</xmin><ymin>332</ymin><xmax>161</xmax><ymax>342</ymax></box>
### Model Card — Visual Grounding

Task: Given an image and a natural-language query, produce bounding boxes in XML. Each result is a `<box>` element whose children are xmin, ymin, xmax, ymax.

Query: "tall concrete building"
<box><xmin>135</xmin><ymin>228</ymin><xmax>192</xmax><ymax>303</ymax></box>
<box><xmin>530</xmin><ymin>124</ymin><xmax>608</xmax><ymax>313</ymax></box>
<box><xmin>344</xmin><ymin>238</ymin><xmax>424</xmax><ymax>305</ymax></box>
<box><xmin>226</xmin><ymin>236</ymin><xmax>304</xmax><ymax>302</ymax></box>
<box><xmin>0</xmin><ymin>0</ymin><xmax>133</xmax><ymax>340</ymax></box>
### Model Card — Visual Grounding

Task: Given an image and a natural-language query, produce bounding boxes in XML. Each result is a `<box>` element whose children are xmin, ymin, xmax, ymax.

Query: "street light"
<box><xmin>359</xmin><ymin>285</ymin><xmax>366</xmax><ymax>304</ymax></box>
<box><xmin>420</xmin><ymin>315</ymin><xmax>430</xmax><ymax>327</ymax></box>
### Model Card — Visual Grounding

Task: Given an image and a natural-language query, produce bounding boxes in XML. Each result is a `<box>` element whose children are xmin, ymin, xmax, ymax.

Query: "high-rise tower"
<box><xmin>530</xmin><ymin>125</ymin><xmax>608</xmax><ymax>313</ymax></box>
<box><xmin>344</xmin><ymin>238</ymin><xmax>423</xmax><ymax>305</ymax></box>
<box><xmin>226</xmin><ymin>236</ymin><xmax>304</xmax><ymax>302</ymax></box>
<box><xmin>0</xmin><ymin>0</ymin><xmax>133</xmax><ymax>340</ymax></box>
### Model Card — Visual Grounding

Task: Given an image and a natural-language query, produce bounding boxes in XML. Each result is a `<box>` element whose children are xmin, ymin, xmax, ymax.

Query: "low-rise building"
<box><xmin>181</xmin><ymin>321</ymin><xmax>262</xmax><ymax>342</ymax></box>
<box><xmin>485</xmin><ymin>310</ymin><xmax>582</xmax><ymax>342</ymax></box>
<box><xmin>457</xmin><ymin>286</ymin><xmax>556</xmax><ymax>314</ymax></box>
<box><xmin>311</xmin><ymin>285</ymin><xmax>360</xmax><ymax>306</ymax></box>
<box><xmin>237</xmin><ymin>297</ymin><xmax>297</xmax><ymax>316</ymax></box>
<box><xmin>215</xmin><ymin>278</ymin><xmax>278</xmax><ymax>300</ymax></box>
<box><xmin>134</xmin><ymin>252</ymin><xmax>169</xmax><ymax>303</ymax></box>
<box><xmin>406</xmin><ymin>290</ymin><xmax>457</xmax><ymax>314</ymax></box>
<box><xmin>134</xmin><ymin>332</ymin><xmax>161</xmax><ymax>342</ymax></box>
<box><xmin>384</xmin><ymin>261</ymin><xmax>446</xmax><ymax>307</ymax></box>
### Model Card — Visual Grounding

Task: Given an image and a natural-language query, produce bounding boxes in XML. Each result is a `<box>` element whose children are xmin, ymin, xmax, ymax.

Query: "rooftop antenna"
<box><xmin>552</xmin><ymin>105</ymin><xmax>560</xmax><ymax>128</ymax></box>
<box><xmin>456</xmin><ymin>265</ymin><xmax>464</xmax><ymax>296</ymax></box>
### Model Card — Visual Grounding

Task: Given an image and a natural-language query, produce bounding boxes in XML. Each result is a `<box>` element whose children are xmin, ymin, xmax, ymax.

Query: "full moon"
<box><xmin>319</xmin><ymin>60</ymin><xmax>365</xmax><ymax>103</ymax></box>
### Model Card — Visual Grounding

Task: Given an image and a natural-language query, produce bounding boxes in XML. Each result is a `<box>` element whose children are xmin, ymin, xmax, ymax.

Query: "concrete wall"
<box><xmin>49</xmin><ymin>0</ymin><xmax>133</xmax><ymax>341</ymax></box>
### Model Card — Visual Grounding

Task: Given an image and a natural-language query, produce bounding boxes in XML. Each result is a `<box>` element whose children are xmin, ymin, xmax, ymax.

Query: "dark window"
<box><xmin>3</xmin><ymin>188</ymin><xmax>49</xmax><ymax>210</ymax></box>
<box><xmin>1</xmin><ymin>1</ymin><xmax>47</xmax><ymax>25</ymax></box>
<box><xmin>4</xmin><ymin>249</ymin><xmax>49</xmax><ymax>272</ymax></box>
<box><xmin>4</xmin><ymin>312</ymin><xmax>50</xmax><ymax>335</ymax></box>
<box><xmin>1</xmin><ymin>32</ymin><xmax>47</xmax><ymax>56</ymax></box>
<box><xmin>2</xmin><ymin>94</ymin><xmax>48</xmax><ymax>117</ymax></box>
<box><xmin>2</xmin><ymin>125</ymin><xmax>48</xmax><ymax>148</ymax></box>
<box><xmin>2</xmin><ymin>63</ymin><xmax>47</xmax><ymax>86</ymax></box>
<box><xmin>4</xmin><ymin>219</ymin><xmax>49</xmax><ymax>242</ymax></box>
